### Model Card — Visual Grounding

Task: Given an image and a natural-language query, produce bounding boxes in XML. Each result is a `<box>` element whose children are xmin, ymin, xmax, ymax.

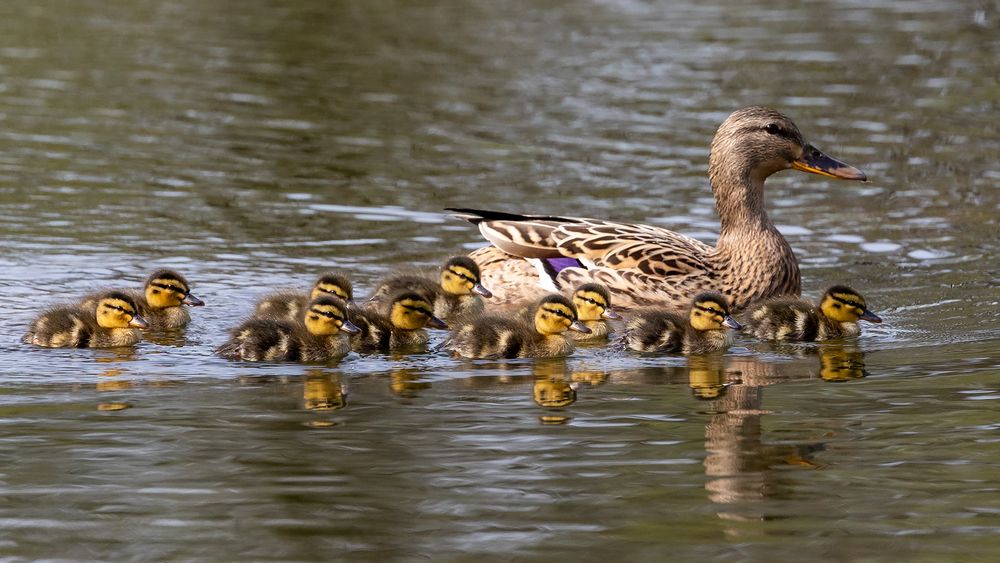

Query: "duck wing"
<box><xmin>447</xmin><ymin>208</ymin><xmax>712</xmax><ymax>269</ymax></box>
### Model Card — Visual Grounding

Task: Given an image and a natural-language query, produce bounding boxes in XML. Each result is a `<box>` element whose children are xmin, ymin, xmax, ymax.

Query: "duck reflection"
<box><xmin>701</xmin><ymin>347</ymin><xmax>867</xmax><ymax>520</ymax></box>
<box><xmin>303</xmin><ymin>369</ymin><xmax>348</xmax><ymax>411</ymax></box>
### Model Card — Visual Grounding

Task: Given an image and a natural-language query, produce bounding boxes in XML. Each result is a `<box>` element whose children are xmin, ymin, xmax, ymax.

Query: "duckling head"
<box><xmin>145</xmin><ymin>269</ymin><xmax>204</xmax><ymax>309</ymax></box>
<box><xmin>819</xmin><ymin>285</ymin><xmax>882</xmax><ymax>324</ymax></box>
<box><xmin>96</xmin><ymin>291</ymin><xmax>149</xmax><ymax>329</ymax></box>
<box><xmin>388</xmin><ymin>291</ymin><xmax>448</xmax><ymax>330</ymax></box>
<box><xmin>310</xmin><ymin>273</ymin><xmax>353</xmax><ymax>302</ymax></box>
<box><xmin>439</xmin><ymin>256</ymin><xmax>492</xmax><ymax>297</ymax></box>
<box><xmin>688</xmin><ymin>292</ymin><xmax>742</xmax><ymax>332</ymax></box>
<box><xmin>303</xmin><ymin>296</ymin><xmax>360</xmax><ymax>336</ymax></box>
<box><xmin>571</xmin><ymin>283</ymin><xmax>620</xmax><ymax>322</ymax></box>
<box><xmin>709</xmin><ymin>107</ymin><xmax>866</xmax><ymax>223</ymax></box>
<box><xmin>534</xmin><ymin>294</ymin><xmax>590</xmax><ymax>336</ymax></box>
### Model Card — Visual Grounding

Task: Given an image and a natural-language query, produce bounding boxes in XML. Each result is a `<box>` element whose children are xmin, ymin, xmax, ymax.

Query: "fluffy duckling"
<box><xmin>82</xmin><ymin>269</ymin><xmax>204</xmax><ymax>330</ymax></box>
<box><xmin>216</xmin><ymin>296</ymin><xmax>360</xmax><ymax>362</ymax></box>
<box><xmin>742</xmin><ymin>285</ymin><xmax>881</xmax><ymax>341</ymax></box>
<box><xmin>368</xmin><ymin>256</ymin><xmax>492</xmax><ymax>320</ymax></box>
<box><xmin>23</xmin><ymin>291</ymin><xmax>149</xmax><ymax>348</ymax></box>
<box><xmin>349</xmin><ymin>291</ymin><xmax>448</xmax><ymax>353</ymax></box>
<box><xmin>622</xmin><ymin>292</ymin><xmax>742</xmax><ymax>354</ymax></box>
<box><xmin>253</xmin><ymin>272</ymin><xmax>353</xmax><ymax>322</ymax></box>
<box><xmin>568</xmin><ymin>283</ymin><xmax>621</xmax><ymax>341</ymax></box>
<box><xmin>445</xmin><ymin>294</ymin><xmax>591</xmax><ymax>359</ymax></box>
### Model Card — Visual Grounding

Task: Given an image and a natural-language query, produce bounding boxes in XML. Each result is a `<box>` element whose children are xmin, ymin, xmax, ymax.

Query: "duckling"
<box><xmin>742</xmin><ymin>285</ymin><xmax>881</xmax><ymax>341</ymax></box>
<box><xmin>216</xmin><ymin>296</ymin><xmax>360</xmax><ymax>362</ymax></box>
<box><xmin>445</xmin><ymin>294</ymin><xmax>591</xmax><ymax>359</ymax></box>
<box><xmin>82</xmin><ymin>269</ymin><xmax>204</xmax><ymax>330</ymax></box>
<box><xmin>568</xmin><ymin>283</ymin><xmax>621</xmax><ymax>341</ymax></box>
<box><xmin>253</xmin><ymin>272</ymin><xmax>353</xmax><ymax>322</ymax></box>
<box><xmin>349</xmin><ymin>291</ymin><xmax>448</xmax><ymax>353</ymax></box>
<box><xmin>368</xmin><ymin>256</ymin><xmax>492</xmax><ymax>320</ymax></box>
<box><xmin>622</xmin><ymin>292</ymin><xmax>742</xmax><ymax>354</ymax></box>
<box><xmin>23</xmin><ymin>291</ymin><xmax>149</xmax><ymax>348</ymax></box>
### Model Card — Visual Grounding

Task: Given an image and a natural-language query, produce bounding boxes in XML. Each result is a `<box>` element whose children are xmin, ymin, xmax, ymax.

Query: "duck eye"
<box><xmin>765</xmin><ymin>123</ymin><xmax>782</xmax><ymax>136</ymax></box>
<box><xmin>833</xmin><ymin>303</ymin><xmax>842</xmax><ymax>309</ymax></box>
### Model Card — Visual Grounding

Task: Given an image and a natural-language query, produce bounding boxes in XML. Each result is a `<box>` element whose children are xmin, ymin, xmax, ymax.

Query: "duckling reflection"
<box><xmin>818</xmin><ymin>345</ymin><xmax>867</xmax><ymax>382</ymax></box>
<box><xmin>687</xmin><ymin>354</ymin><xmax>729</xmax><ymax>401</ymax></box>
<box><xmin>389</xmin><ymin>368</ymin><xmax>432</xmax><ymax>398</ymax></box>
<box><xmin>532</xmin><ymin>359</ymin><xmax>578</xmax><ymax>408</ymax></box>
<box><xmin>303</xmin><ymin>370</ymin><xmax>348</xmax><ymax>411</ymax></box>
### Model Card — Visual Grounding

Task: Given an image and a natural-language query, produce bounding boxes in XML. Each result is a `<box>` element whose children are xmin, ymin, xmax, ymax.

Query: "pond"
<box><xmin>0</xmin><ymin>0</ymin><xmax>998</xmax><ymax>559</ymax></box>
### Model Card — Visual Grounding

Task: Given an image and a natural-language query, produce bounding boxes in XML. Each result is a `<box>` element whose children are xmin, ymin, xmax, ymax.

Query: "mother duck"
<box><xmin>449</xmin><ymin>106</ymin><xmax>867</xmax><ymax>312</ymax></box>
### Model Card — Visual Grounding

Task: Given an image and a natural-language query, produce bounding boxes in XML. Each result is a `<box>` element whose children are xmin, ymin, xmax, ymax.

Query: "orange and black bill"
<box><xmin>792</xmin><ymin>143</ymin><xmax>867</xmax><ymax>181</ymax></box>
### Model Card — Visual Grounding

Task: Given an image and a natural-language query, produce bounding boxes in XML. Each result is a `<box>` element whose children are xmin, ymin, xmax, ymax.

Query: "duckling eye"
<box><xmin>833</xmin><ymin>303</ymin><xmax>842</xmax><ymax>309</ymax></box>
<box><xmin>765</xmin><ymin>123</ymin><xmax>783</xmax><ymax>136</ymax></box>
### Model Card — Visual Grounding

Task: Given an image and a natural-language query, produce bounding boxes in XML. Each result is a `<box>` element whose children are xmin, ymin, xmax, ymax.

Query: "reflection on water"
<box><xmin>0</xmin><ymin>0</ymin><xmax>998</xmax><ymax>559</ymax></box>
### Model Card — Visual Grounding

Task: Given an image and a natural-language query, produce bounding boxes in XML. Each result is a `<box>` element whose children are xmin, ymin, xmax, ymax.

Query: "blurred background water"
<box><xmin>0</xmin><ymin>0</ymin><xmax>998</xmax><ymax>560</ymax></box>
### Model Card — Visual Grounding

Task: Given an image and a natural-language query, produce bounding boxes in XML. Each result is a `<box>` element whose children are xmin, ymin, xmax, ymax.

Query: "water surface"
<box><xmin>1</xmin><ymin>0</ymin><xmax>998</xmax><ymax>560</ymax></box>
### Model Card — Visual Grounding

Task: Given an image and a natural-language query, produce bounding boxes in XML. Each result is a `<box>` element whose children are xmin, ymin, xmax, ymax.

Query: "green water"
<box><xmin>1</xmin><ymin>0</ymin><xmax>998</xmax><ymax>560</ymax></box>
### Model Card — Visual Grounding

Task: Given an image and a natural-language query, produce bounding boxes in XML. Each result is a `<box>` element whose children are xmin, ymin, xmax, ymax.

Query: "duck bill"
<box><xmin>602</xmin><ymin>308</ymin><xmax>622</xmax><ymax>320</ymax></box>
<box><xmin>569</xmin><ymin>320</ymin><xmax>592</xmax><ymax>334</ymax></box>
<box><xmin>472</xmin><ymin>283</ymin><xmax>493</xmax><ymax>298</ymax></box>
<box><xmin>722</xmin><ymin>315</ymin><xmax>743</xmax><ymax>330</ymax></box>
<box><xmin>426</xmin><ymin>315</ymin><xmax>449</xmax><ymax>330</ymax></box>
<box><xmin>339</xmin><ymin>320</ymin><xmax>362</xmax><ymax>335</ymax></box>
<box><xmin>791</xmin><ymin>143</ymin><xmax>867</xmax><ymax>181</ymax></box>
<box><xmin>859</xmin><ymin>310</ymin><xmax>882</xmax><ymax>323</ymax></box>
<box><xmin>183</xmin><ymin>294</ymin><xmax>205</xmax><ymax>307</ymax></box>
<box><xmin>129</xmin><ymin>315</ymin><xmax>150</xmax><ymax>329</ymax></box>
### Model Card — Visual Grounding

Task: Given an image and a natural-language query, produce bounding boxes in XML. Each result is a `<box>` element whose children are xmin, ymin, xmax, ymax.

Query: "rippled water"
<box><xmin>1</xmin><ymin>0</ymin><xmax>998</xmax><ymax>560</ymax></box>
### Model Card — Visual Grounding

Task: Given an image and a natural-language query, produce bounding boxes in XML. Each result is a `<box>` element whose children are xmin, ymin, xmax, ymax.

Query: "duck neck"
<box><xmin>708</xmin><ymin>160</ymin><xmax>800</xmax><ymax>307</ymax></box>
<box><xmin>711</xmin><ymin>162</ymin><xmax>774</xmax><ymax>239</ymax></box>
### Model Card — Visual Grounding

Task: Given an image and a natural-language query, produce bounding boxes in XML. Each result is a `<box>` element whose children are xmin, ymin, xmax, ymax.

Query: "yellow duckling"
<box><xmin>445</xmin><ymin>294</ymin><xmax>591</xmax><ymax>359</ymax></box>
<box><xmin>216</xmin><ymin>296</ymin><xmax>360</xmax><ymax>362</ymax></box>
<box><xmin>622</xmin><ymin>292</ymin><xmax>742</xmax><ymax>354</ymax></box>
<box><xmin>349</xmin><ymin>291</ymin><xmax>448</xmax><ymax>353</ymax></box>
<box><xmin>742</xmin><ymin>285</ymin><xmax>882</xmax><ymax>341</ymax></box>
<box><xmin>81</xmin><ymin>269</ymin><xmax>204</xmax><ymax>330</ymax></box>
<box><xmin>253</xmin><ymin>272</ymin><xmax>353</xmax><ymax>322</ymax></box>
<box><xmin>367</xmin><ymin>256</ymin><xmax>492</xmax><ymax>320</ymax></box>
<box><xmin>23</xmin><ymin>291</ymin><xmax>149</xmax><ymax>348</ymax></box>
<box><xmin>568</xmin><ymin>283</ymin><xmax>621</xmax><ymax>341</ymax></box>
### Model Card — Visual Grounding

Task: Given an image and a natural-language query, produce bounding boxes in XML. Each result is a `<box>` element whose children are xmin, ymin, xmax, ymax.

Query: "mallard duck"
<box><xmin>253</xmin><ymin>272</ymin><xmax>353</xmax><ymax>322</ymax></box>
<box><xmin>447</xmin><ymin>106</ymin><xmax>867</xmax><ymax>312</ymax></box>
<box><xmin>367</xmin><ymin>256</ymin><xmax>492</xmax><ymax>320</ymax></box>
<box><xmin>568</xmin><ymin>282</ymin><xmax>621</xmax><ymax>341</ymax></box>
<box><xmin>23</xmin><ymin>291</ymin><xmax>149</xmax><ymax>348</ymax></box>
<box><xmin>81</xmin><ymin>269</ymin><xmax>204</xmax><ymax>330</ymax></box>
<box><xmin>216</xmin><ymin>296</ymin><xmax>360</xmax><ymax>362</ymax></box>
<box><xmin>445</xmin><ymin>294</ymin><xmax>590</xmax><ymax>359</ymax></box>
<box><xmin>349</xmin><ymin>291</ymin><xmax>447</xmax><ymax>353</ymax></box>
<box><xmin>742</xmin><ymin>285</ymin><xmax>881</xmax><ymax>341</ymax></box>
<box><xmin>621</xmin><ymin>292</ymin><xmax>742</xmax><ymax>354</ymax></box>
